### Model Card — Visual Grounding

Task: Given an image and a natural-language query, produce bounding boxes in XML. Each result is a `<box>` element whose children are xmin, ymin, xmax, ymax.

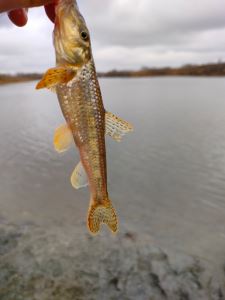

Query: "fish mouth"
<box><xmin>53</xmin><ymin>0</ymin><xmax>91</xmax><ymax>66</ymax></box>
<box><xmin>54</xmin><ymin>0</ymin><xmax>81</xmax><ymax>30</ymax></box>
<box><xmin>55</xmin><ymin>0</ymin><xmax>78</xmax><ymax>13</ymax></box>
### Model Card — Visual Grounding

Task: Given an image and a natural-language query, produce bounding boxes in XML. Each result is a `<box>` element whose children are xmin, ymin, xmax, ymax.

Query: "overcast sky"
<box><xmin>0</xmin><ymin>0</ymin><xmax>225</xmax><ymax>73</ymax></box>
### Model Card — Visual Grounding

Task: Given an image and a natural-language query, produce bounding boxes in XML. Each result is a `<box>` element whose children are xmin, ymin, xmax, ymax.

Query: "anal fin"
<box><xmin>105</xmin><ymin>111</ymin><xmax>133</xmax><ymax>142</ymax></box>
<box><xmin>71</xmin><ymin>161</ymin><xmax>88</xmax><ymax>189</ymax></box>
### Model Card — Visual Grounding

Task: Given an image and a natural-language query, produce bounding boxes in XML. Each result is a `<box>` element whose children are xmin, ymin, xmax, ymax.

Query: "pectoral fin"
<box><xmin>54</xmin><ymin>124</ymin><xmax>73</xmax><ymax>153</ymax></box>
<box><xmin>36</xmin><ymin>67</ymin><xmax>76</xmax><ymax>90</ymax></box>
<box><xmin>71</xmin><ymin>161</ymin><xmax>88</xmax><ymax>189</ymax></box>
<box><xmin>105</xmin><ymin>111</ymin><xmax>133</xmax><ymax>142</ymax></box>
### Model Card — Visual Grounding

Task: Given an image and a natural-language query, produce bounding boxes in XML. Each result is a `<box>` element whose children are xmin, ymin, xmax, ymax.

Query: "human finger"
<box><xmin>44</xmin><ymin>3</ymin><xmax>55</xmax><ymax>23</ymax></box>
<box><xmin>0</xmin><ymin>0</ymin><xmax>53</xmax><ymax>13</ymax></box>
<box><xmin>7</xmin><ymin>8</ymin><xmax>28</xmax><ymax>26</ymax></box>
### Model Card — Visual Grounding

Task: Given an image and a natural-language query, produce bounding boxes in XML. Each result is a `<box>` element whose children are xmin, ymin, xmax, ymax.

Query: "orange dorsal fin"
<box><xmin>36</xmin><ymin>67</ymin><xmax>76</xmax><ymax>90</ymax></box>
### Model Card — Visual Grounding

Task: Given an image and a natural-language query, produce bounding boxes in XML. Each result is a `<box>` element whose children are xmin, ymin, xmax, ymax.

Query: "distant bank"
<box><xmin>98</xmin><ymin>62</ymin><xmax>225</xmax><ymax>78</ymax></box>
<box><xmin>1</xmin><ymin>62</ymin><xmax>225</xmax><ymax>84</ymax></box>
<box><xmin>0</xmin><ymin>74</ymin><xmax>41</xmax><ymax>85</ymax></box>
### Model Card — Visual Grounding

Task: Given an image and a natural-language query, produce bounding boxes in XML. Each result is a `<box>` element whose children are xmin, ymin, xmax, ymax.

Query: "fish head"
<box><xmin>54</xmin><ymin>0</ymin><xmax>91</xmax><ymax>67</ymax></box>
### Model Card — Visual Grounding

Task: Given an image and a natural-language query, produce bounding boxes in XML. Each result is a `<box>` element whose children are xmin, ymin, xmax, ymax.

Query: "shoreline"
<box><xmin>1</xmin><ymin>62</ymin><xmax>225</xmax><ymax>85</ymax></box>
<box><xmin>0</xmin><ymin>75</ymin><xmax>41</xmax><ymax>86</ymax></box>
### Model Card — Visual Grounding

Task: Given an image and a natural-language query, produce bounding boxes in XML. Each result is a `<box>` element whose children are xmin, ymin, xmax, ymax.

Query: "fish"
<box><xmin>36</xmin><ymin>0</ymin><xmax>133</xmax><ymax>234</ymax></box>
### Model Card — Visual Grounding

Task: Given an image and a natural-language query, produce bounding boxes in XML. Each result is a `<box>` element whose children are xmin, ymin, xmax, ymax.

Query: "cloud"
<box><xmin>80</xmin><ymin>0</ymin><xmax>225</xmax><ymax>47</ymax></box>
<box><xmin>0</xmin><ymin>8</ymin><xmax>55</xmax><ymax>73</ymax></box>
<box><xmin>0</xmin><ymin>0</ymin><xmax>224</xmax><ymax>72</ymax></box>
<box><xmin>0</xmin><ymin>12</ymin><xmax>12</xmax><ymax>27</ymax></box>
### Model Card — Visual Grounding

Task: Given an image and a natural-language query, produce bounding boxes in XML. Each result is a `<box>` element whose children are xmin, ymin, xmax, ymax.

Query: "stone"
<box><xmin>0</xmin><ymin>221</ymin><xmax>224</xmax><ymax>300</ymax></box>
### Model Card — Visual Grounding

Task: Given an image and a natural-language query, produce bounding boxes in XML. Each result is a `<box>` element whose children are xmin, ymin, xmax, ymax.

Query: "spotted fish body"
<box><xmin>56</xmin><ymin>61</ymin><xmax>117</xmax><ymax>232</ymax></box>
<box><xmin>57</xmin><ymin>61</ymin><xmax>107</xmax><ymax>203</ymax></box>
<box><xmin>36</xmin><ymin>0</ymin><xmax>133</xmax><ymax>234</ymax></box>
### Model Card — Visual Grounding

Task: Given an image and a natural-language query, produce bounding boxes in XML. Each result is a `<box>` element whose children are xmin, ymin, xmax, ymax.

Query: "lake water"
<box><xmin>1</xmin><ymin>77</ymin><xmax>225</xmax><ymax>273</ymax></box>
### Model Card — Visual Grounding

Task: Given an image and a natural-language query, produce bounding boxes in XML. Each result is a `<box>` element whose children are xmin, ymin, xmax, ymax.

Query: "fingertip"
<box><xmin>8</xmin><ymin>8</ymin><xmax>28</xmax><ymax>27</ymax></box>
<box><xmin>44</xmin><ymin>3</ymin><xmax>56</xmax><ymax>23</ymax></box>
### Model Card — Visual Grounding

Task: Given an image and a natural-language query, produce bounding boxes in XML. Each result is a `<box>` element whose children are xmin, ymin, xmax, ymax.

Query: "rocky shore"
<box><xmin>0</xmin><ymin>217</ymin><xmax>224</xmax><ymax>300</ymax></box>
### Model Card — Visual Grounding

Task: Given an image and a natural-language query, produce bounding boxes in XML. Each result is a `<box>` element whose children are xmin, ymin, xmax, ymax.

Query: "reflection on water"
<box><xmin>1</xmin><ymin>77</ymin><xmax>225</xmax><ymax>269</ymax></box>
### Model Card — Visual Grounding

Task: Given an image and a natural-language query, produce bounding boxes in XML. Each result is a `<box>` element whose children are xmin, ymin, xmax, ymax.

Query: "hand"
<box><xmin>0</xmin><ymin>0</ymin><xmax>55</xmax><ymax>27</ymax></box>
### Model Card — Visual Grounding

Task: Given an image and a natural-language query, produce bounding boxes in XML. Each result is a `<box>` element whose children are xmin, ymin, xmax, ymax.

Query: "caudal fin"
<box><xmin>88</xmin><ymin>200</ymin><xmax>118</xmax><ymax>234</ymax></box>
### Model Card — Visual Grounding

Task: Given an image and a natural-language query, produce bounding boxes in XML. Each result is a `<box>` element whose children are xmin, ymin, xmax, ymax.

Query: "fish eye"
<box><xmin>80</xmin><ymin>31</ymin><xmax>89</xmax><ymax>41</ymax></box>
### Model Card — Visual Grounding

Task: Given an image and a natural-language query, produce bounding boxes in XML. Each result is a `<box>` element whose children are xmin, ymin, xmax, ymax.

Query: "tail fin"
<box><xmin>88</xmin><ymin>200</ymin><xmax>118</xmax><ymax>234</ymax></box>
